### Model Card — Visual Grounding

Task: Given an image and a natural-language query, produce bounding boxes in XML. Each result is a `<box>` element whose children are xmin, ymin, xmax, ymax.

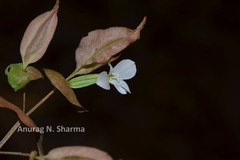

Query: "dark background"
<box><xmin>0</xmin><ymin>0</ymin><xmax>240</xmax><ymax>159</ymax></box>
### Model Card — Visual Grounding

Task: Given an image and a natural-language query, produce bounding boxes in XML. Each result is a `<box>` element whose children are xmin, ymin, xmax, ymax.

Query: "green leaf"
<box><xmin>68</xmin><ymin>74</ymin><xmax>99</xmax><ymax>89</ymax></box>
<box><xmin>5</xmin><ymin>63</ymin><xmax>43</xmax><ymax>91</ymax></box>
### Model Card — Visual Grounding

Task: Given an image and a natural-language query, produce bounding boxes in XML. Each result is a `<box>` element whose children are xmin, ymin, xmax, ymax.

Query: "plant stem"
<box><xmin>0</xmin><ymin>121</ymin><xmax>21</xmax><ymax>149</ymax></box>
<box><xmin>0</xmin><ymin>89</ymin><xmax>56</xmax><ymax>149</ymax></box>
<box><xmin>27</xmin><ymin>90</ymin><xmax>56</xmax><ymax>156</ymax></box>
<box><xmin>36</xmin><ymin>134</ymin><xmax>44</xmax><ymax>157</ymax></box>
<box><xmin>0</xmin><ymin>151</ymin><xmax>30</xmax><ymax>157</ymax></box>
<box><xmin>26</xmin><ymin>89</ymin><xmax>55</xmax><ymax>116</ymax></box>
<box><xmin>0</xmin><ymin>151</ymin><xmax>45</xmax><ymax>160</ymax></box>
<box><xmin>66</xmin><ymin>70</ymin><xmax>77</xmax><ymax>81</ymax></box>
<box><xmin>23</xmin><ymin>87</ymin><xmax>26</xmax><ymax>113</ymax></box>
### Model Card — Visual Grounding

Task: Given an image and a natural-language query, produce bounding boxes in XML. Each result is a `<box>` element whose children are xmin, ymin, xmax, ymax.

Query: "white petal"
<box><xmin>96</xmin><ymin>71</ymin><xmax>110</xmax><ymax>90</ymax></box>
<box><xmin>112</xmin><ymin>80</ymin><xmax>131</xmax><ymax>95</ymax></box>
<box><xmin>109</xmin><ymin>78</ymin><xmax>118</xmax><ymax>85</ymax></box>
<box><xmin>119</xmin><ymin>80</ymin><xmax>131</xmax><ymax>93</ymax></box>
<box><xmin>113</xmin><ymin>84</ymin><xmax>127</xmax><ymax>94</ymax></box>
<box><xmin>108</xmin><ymin>62</ymin><xmax>114</xmax><ymax>74</ymax></box>
<box><xmin>111</xmin><ymin>59</ymin><xmax>136</xmax><ymax>80</ymax></box>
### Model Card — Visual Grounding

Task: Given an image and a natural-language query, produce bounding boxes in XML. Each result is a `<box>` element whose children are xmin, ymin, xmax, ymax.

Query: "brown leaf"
<box><xmin>0</xmin><ymin>97</ymin><xmax>36</xmax><ymax>128</ymax></box>
<box><xmin>74</xmin><ymin>17</ymin><xmax>146</xmax><ymax>75</ymax></box>
<box><xmin>46</xmin><ymin>146</ymin><xmax>113</xmax><ymax>160</ymax></box>
<box><xmin>20</xmin><ymin>0</ymin><xmax>59</xmax><ymax>69</ymax></box>
<box><xmin>26</xmin><ymin>66</ymin><xmax>43</xmax><ymax>80</ymax></box>
<box><xmin>44</xmin><ymin>69</ymin><xmax>83</xmax><ymax>108</ymax></box>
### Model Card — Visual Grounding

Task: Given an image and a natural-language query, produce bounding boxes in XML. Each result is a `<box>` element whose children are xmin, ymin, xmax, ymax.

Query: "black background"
<box><xmin>1</xmin><ymin>0</ymin><xmax>240</xmax><ymax>159</ymax></box>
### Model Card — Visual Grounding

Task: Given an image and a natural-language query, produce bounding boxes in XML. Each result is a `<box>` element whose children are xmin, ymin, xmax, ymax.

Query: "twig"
<box><xmin>0</xmin><ymin>151</ymin><xmax>30</xmax><ymax>157</ymax></box>
<box><xmin>26</xmin><ymin>89</ymin><xmax>55</xmax><ymax>116</ymax></box>
<box><xmin>36</xmin><ymin>134</ymin><xmax>44</xmax><ymax>157</ymax></box>
<box><xmin>0</xmin><ymin>121</ymin><xmax>20</xmax><ymax>149</ymax></box>
<box><xmin>23</xmin><ymin>87</ymin><xmax>26</xmax><ymax>113</ymax></box>
<box><xmin>0</xmin><ymin>151</ymin><xmax>45</xmax><ymax>160</ymax></box>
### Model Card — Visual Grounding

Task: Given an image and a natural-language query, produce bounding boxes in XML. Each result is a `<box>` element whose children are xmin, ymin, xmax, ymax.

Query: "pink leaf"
<box><xmin>0</xmin><ymin>97</ymin><xmax>36</xmax><ymax>128</ymax></box>
<box><xmin>20</xmin><ymin>0</ymin><xmax>59</xmax><ymax>69</ymax></box>
<box><xmin>74</xmin><ymin>17</ymin><xmax>146</xmax><ymax>75</ymax></box>
<box><xmin>46</xmin><ymin>146</ymin><xmax>113</xmax><ymax>160</ymax></box>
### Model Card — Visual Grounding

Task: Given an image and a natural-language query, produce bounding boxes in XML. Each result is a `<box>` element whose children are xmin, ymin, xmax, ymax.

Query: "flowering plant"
<box><xmin>0</xmin><ymin>0</ymin><xmax>146</xmax><ymax>159</ymax></box>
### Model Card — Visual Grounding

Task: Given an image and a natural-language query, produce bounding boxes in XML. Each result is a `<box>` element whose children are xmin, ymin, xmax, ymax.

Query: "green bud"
<box><xmin>68</xmin><ymin>74</ymin><xmax>99</xmax><ymax>89</ymax></box>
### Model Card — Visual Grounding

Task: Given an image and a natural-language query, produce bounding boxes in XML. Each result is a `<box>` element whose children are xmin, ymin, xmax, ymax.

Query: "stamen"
<box><xmin>111</xmin><ymin>73</ymin><xmax>120</xmax><ymax>82</ymax></box>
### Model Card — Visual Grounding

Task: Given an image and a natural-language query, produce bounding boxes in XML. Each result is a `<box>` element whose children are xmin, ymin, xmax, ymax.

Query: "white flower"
<box><xmin>96</xmin><ymin>59</ymin><xmax>137</xmax><ymax>94</ymax></box>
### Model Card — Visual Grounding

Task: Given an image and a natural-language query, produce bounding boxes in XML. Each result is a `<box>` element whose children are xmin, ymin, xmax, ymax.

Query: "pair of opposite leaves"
<box><xmin>2</xmin><ymin>0</ymin><xmax>145</xmax><ymax>132</ymax></box>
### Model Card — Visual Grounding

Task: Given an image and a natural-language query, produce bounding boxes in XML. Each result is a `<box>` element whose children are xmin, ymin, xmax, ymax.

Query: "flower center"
<box><xmin>108</xmin><ymin>73</ymin><xmax>120</xmax><ymax>82</ymax></box>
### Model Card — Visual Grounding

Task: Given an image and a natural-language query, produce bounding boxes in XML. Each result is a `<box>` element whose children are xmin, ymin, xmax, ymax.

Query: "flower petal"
<box><xmin>112</xmin><ymin>80</ymin><xmax>131</xmax><ymax>95</ymax></box>
<box><xmin>119</xmin><ymin>80</ymin><xmax>131</xmax><ymax>93</ymax></box>
<box><xmin>111</xmin><ymin>59</ymin><xmax>136</xmax><ymax>80</ymax></box>
<box><xmin>108</xmin><ymin>62</ymin><xmax>114</xmax><ymax>74</ymax></box>
<box><xmin>96</xmin><ymin>71</ymin><xmax>110</xmax><ymax>90</ymax></box>
<box><xmin>113</xmin><ymin>84</ymin><xmax>127</xmax><ymax>94</ymax></box>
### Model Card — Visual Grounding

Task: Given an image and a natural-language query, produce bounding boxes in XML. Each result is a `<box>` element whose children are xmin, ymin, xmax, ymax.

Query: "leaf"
<box><xmin>0</xmin><ymin>97</ymin><xmax>36</xmax><ymax>128</ymax></box>
<box><xmin>20</xmin><ymin>0</ymin><xmax>59</xmax><ymax>69</ymax></box>
<box><xmin>44</xmin><ymin>69</ymin><xmax>83</xmax><ymax>108</ymax></box>
<box><xmin>73</xmin><ymin>16</ymin><xmax>146</xmax><ymax>76</ymax></box>
<box><xmin>68</xmin><ymin>74</ymin><xmax>99</xmax><ymax>89</ymax></box>
<box><xmin>46</xmin><ymin>146</ymin><xmax>113</xmax><ymax>160</ymax></box>
<box><xmin>5</xmin><ymin>63</ymin><xmax>43</xmax><ymax>91</ymax></box>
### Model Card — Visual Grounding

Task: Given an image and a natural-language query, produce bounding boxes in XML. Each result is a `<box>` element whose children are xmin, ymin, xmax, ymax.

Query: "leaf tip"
<box><xmin>53</xmin><ymin>0</ymin><xmax>60</xmax><ymax>11</ymax></box>
<box><xmin>75</xmin><ymin>102</ymin><xmax>84</xmax><ymax>109</ymax></box>
<box><xmin>137</xmin><ymin>16</ymin><xmax>147</xmax><ymax>30</ymax></box>
<box><xmin>5</xmin><ymin>65</ymin><xmax>10</xmax><ymax>76</ymax></box>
